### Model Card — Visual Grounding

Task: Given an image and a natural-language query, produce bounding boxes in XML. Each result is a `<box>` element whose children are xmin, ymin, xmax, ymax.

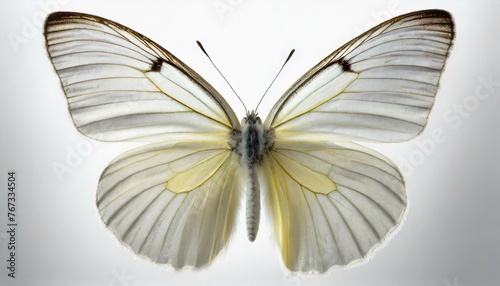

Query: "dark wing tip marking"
<box><xmin>150</xmin><ymin>57</ymin><xmax>165</xmax><ymax>72</ymax></box>
<box><xmin>408</xmin><ymin>9</ymin><xmax>455</xmax><ymax>40</ymax></box>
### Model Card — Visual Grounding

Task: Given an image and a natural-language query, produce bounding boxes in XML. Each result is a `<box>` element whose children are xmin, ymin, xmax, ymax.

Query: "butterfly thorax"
<box><xmin>240</xmin><ymin>111</ymin><xmax>265</xmax><ymax>168</ymax></box>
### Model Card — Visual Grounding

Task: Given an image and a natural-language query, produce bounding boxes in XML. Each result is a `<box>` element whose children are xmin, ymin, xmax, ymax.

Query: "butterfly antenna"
<box><xmin>255</xmin><ymin>49</ymin><xmax>295</xmax><ymax>111</ymax></box>
<box><xmin>196</xmin><ymin>41</ymin><xmax>247</xmax><ymax>113</ymax></box>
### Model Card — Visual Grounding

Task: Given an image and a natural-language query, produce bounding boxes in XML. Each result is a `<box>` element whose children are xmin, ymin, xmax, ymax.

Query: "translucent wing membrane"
<box><xmin>97</xmin><ymin>141</ymin><xmax>241</xmax><ymax>268</ymax></box>
<box><xmin>45</xmin><ymin>12</ymin><xmax>239</xmax><ymax>142</ymax></box>
<box><xmin>262</xmin><ymin>141</ymin><xmax>406</xmax><ymax>273</ymax></box>
<box><xmin>266</xmin><ymin>10</ymin><xmax>454</xmax><ymax>142</ymax></box>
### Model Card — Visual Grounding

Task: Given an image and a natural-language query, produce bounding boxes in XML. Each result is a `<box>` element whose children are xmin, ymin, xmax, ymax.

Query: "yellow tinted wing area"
<box><xmin>271</xmin><ymin>151</ymin><xmax>336</xmax><ymax>195</ymax></box>
<box><xmin>263</xmin><ymin>140</ymin><xmax>406</xmax><ymax>273</ymax></box>
<box><xmin>97</xmin><ymin>140</ymin><xmax>241</xmax><ymax>269</ymax></box>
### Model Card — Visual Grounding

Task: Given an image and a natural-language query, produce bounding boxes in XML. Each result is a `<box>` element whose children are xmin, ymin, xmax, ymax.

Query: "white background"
<box><xmin>1</xmin><ymin>0</ymin><xmax>499</xmax><ymax>285</ymax></box>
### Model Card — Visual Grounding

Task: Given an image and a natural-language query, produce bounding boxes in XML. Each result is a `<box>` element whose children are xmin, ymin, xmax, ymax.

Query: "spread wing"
<box><xmin>262</xmin><ymin>140</ymin><xmax>406</xmax><ymax>273</ymax></box>
<box><xmin>45</xmin><ymin>12</ymin><xmax>244</xmax><ymax>268</ymax></box>
<box><xmin>265</xmin><ymin>10</ymin><xmax>454</xmax><ymax>142</ymax></box>
<box><xmin>97</xmin><ymin>141</ymin><xmax>241</xmax><ymax>268</ymax></box>
<box><xmin>261</xmin><ymin>9</ymin><xmax>455</xmax><ymax>273</ymax></box>
<box><xmin>45</xmin><ymin>11</ymin><xmax>240</xmax><ymax>142</ymax></box>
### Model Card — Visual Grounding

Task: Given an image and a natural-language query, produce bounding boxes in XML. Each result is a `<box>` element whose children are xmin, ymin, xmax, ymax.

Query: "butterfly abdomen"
<box><xmin>239</xmin><ymin>111</ymin><xmax>267</xmax><ymax>242</ymax></box>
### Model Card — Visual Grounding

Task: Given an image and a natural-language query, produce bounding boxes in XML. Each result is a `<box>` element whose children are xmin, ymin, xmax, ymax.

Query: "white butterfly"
<box><xmin>45</xmin><ymin>10</ymin><xmax>454</xmax><ymax>273</ymax></box>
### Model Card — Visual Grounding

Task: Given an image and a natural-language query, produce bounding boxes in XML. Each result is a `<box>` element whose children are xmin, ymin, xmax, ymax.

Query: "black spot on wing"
<box><xmin>334</xmin><ymin>57</ymin><xmax>352</xmax><ymax>72</ymax></box>
<box><xmin>150</xmin><ymin>57</ymin><xmax>165</xmax><ymax>72</ymax></box>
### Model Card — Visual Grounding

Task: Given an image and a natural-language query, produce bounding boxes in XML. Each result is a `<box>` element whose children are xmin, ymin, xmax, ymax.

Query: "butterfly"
<box><xmin>44</xmin><ymin>9</ymin><xmax>454</xmax><ymax>273</ymax></box>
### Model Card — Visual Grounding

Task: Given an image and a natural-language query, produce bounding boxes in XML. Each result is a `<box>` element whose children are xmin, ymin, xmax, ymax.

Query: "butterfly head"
<box><xmin>242</xmin><ymin>110</ymin><xmax>262</xmax><ymax>126</ymax></box>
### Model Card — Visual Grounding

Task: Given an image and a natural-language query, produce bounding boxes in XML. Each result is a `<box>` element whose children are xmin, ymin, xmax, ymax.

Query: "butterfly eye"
<box><xmin>257</xmin><ymin>117</ymin><xmax>262</xmax><ymax>125</ymax></box>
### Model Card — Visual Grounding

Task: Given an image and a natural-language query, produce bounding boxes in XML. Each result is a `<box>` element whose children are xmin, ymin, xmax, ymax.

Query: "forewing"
<box><xmin>97</xmin><ymin>141</ymin><xmax>241</xmax><ymax>268</ymax></box>
<box><xmin>265</xmin><ymin>10</ymin><xmax>454</xmax><ymax>142</ymax></box>
<box><xmin>45</xmin><ymin>12</ymin><xmax>240</xmax><ymax>142</ymax></box>
<box><xmin>262</xmin><ymin>140</ymin><xmax>406</xmax><ymax>273</ymax></box>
